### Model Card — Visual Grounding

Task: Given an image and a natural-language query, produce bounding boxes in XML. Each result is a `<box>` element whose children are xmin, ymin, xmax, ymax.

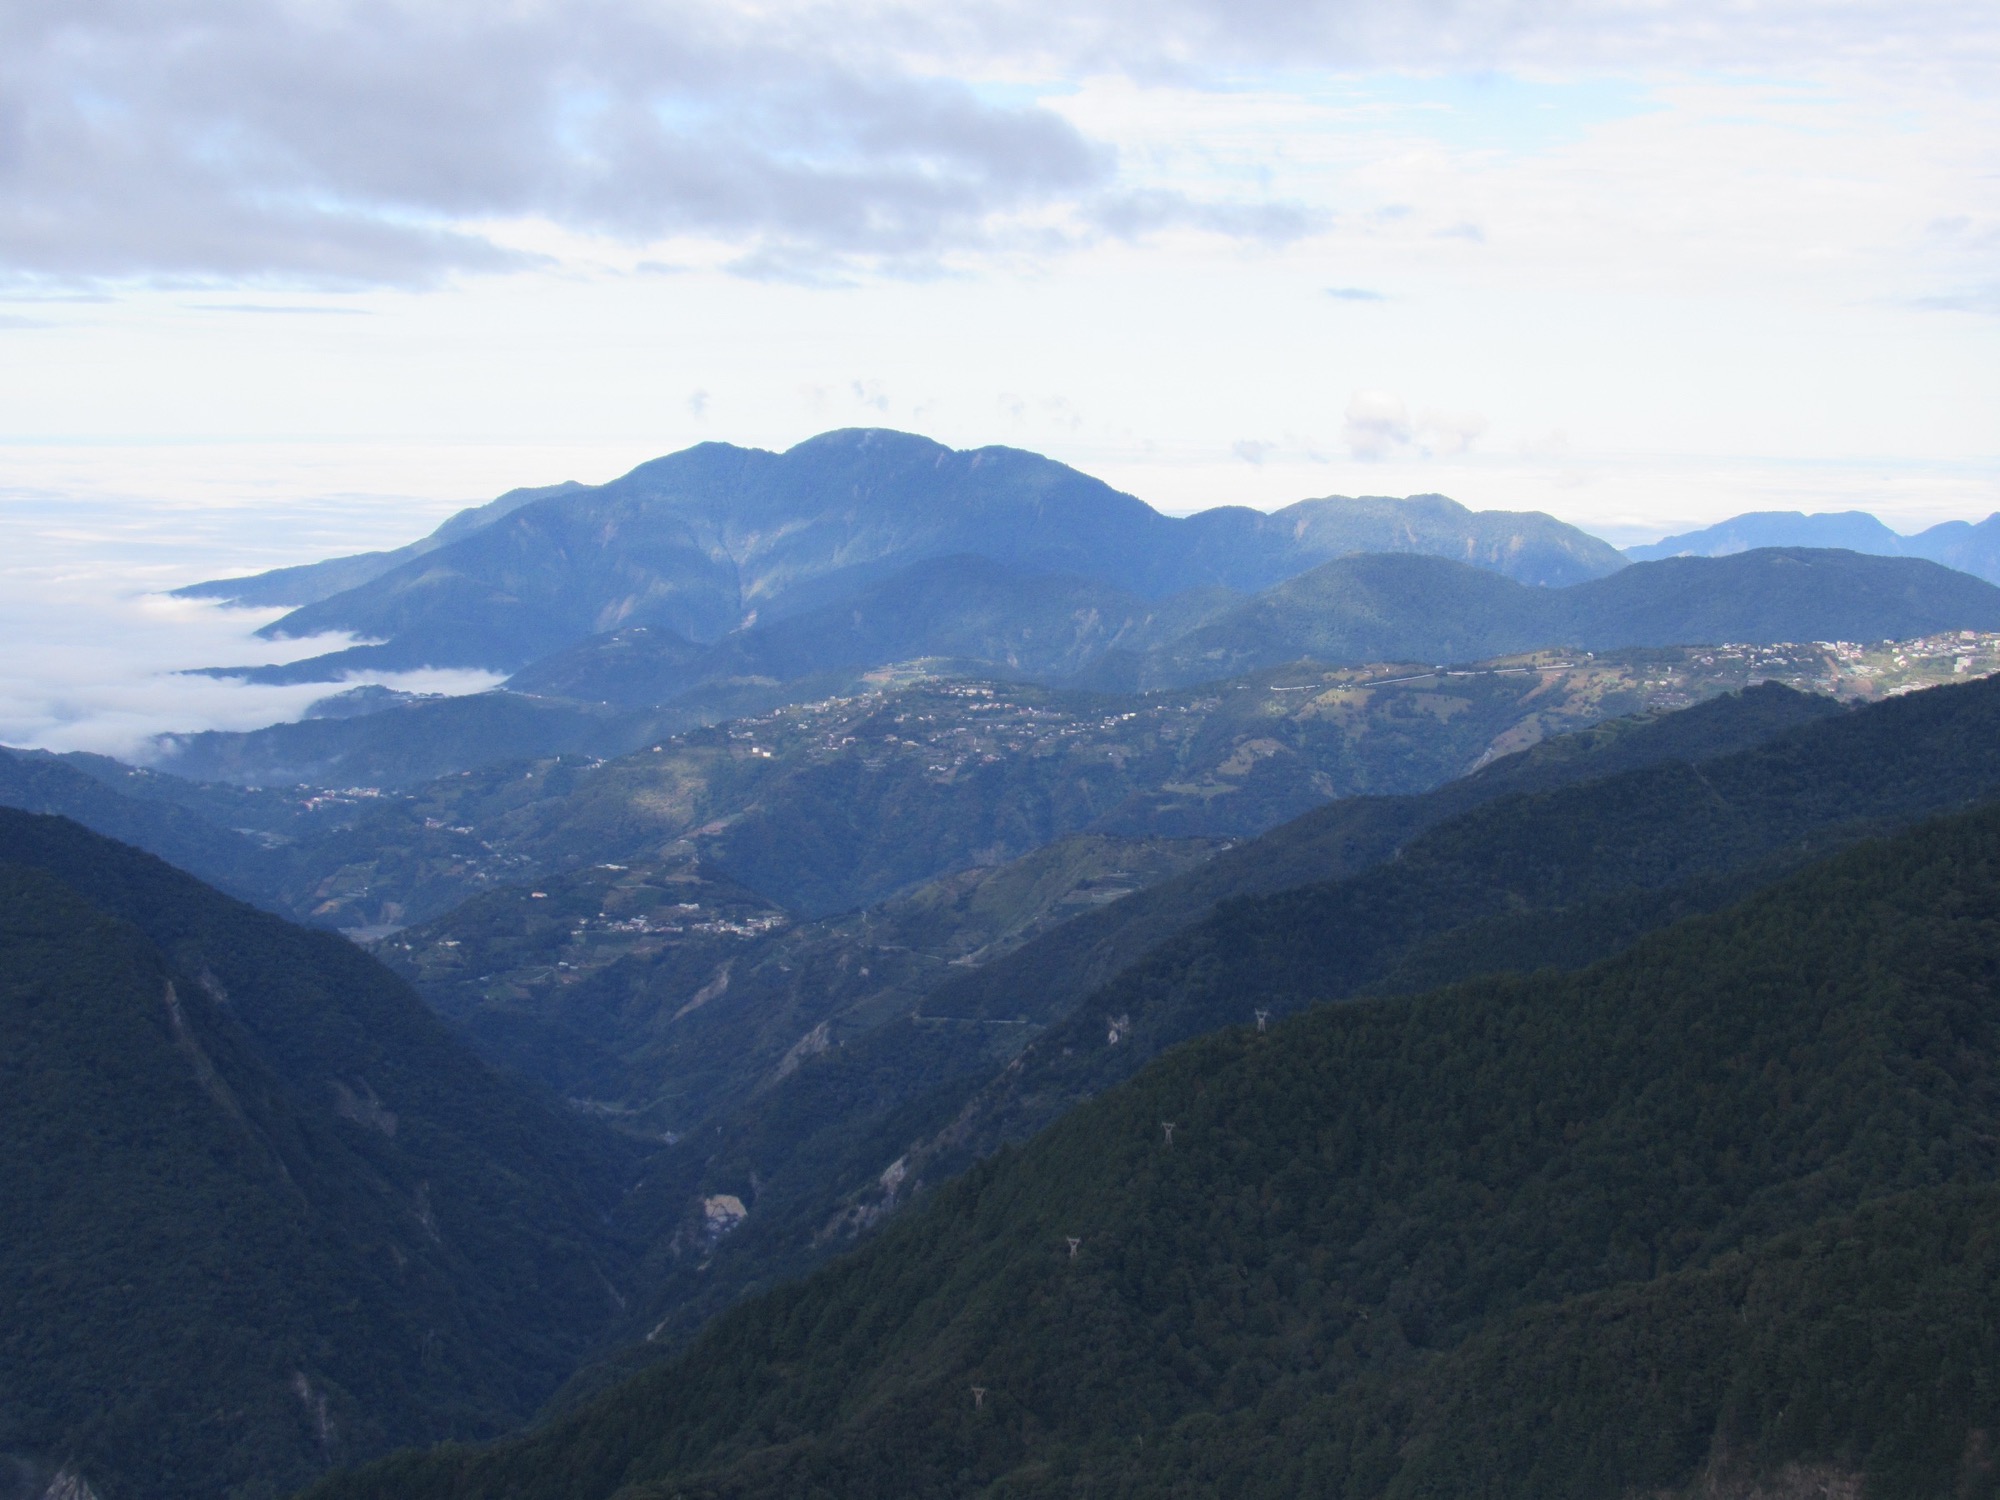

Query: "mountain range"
<box><xmin>1628</xmin><ymin>506</ymin><xmax>2000</xmax><ymax>582</ymax></box>
<box><xmin>18</xmin><ymin>660</ymin><xmax>2000</xmax><ymax>1498</ymax></box>
<box><xmin>1106</xmin><ymin>546</ymin><xmax>2000</xmax><ymax>691</ymax></box>
<box><xmin>156</xmin><ymin>434</ymin><xmax>2000</xmax><ymax>805</ymax></box>
<box><xmin>18</xmin><ymin>431</ymin><xmax>2000</xmax><ymax>1499</ymax></box>
<box><xmin>492</xmin><ymin>545</ymin><xmax>2000</xmax><ymax>708</ymax></box>
<box><xmin>180</xmin><ymin>429</ymin><xmax>1628</xmax><ymax>682</ymax></box>
<box><xmin>12</xmin><ymin>633</ymin><xmax>1980</xmax><ymax>948</ymax></box>
<box><xmin>162</xmin><ymin>543</ymin><xmax>2000</xmax><ymax>798</ymax></box>
<box><xmin>308</xmin><ymin>724</ymin><xmax>2000</xmax><ymax>1500</ymax></box>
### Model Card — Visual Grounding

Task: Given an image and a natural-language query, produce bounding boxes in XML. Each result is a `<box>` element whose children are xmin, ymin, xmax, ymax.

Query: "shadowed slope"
<box><xmin>0</xmin><ymin>811</ymin><xmax>642</xmax><ymax>1499</ymax></box>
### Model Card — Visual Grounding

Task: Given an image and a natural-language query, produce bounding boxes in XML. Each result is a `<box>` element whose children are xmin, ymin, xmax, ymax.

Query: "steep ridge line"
<box><xmin>187</xmin><ymin>428</ymin><xmax>1624</xmax><ymax>684</ymax></box>
<box><xmin>0</xmin><ymin>810</ymin><xmax>644</xmax><ymax>1499</ymax></box>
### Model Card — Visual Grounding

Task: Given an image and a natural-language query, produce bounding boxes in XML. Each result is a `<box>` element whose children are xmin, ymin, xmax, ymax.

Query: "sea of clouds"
<box><xmin>0</xmin><ymin>481</ymin><xmax>501</xmax><ymax>761</ymax></box>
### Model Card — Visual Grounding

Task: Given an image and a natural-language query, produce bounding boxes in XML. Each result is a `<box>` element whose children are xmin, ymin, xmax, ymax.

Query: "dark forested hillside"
<box><xmin>934</xmin><ymin>661</ymin><xmax>2000</xmax><ymax>1165</ymax></box>
<box><xmin>909</xmin><ymin>678</ymin><xmax>1847</xmax><ymax>1051</ymax></box>
<box><xmin>310</xmin><ymin>796</ymin><xmax>2000</xmax><ymax>1500</ymax></box>
<box><xmin>0</xmin><ymin>811</ymin><xmax>642</xmax><ymax>1500</ymax></box>
<box><xmin>599</xmin><ymin>671</ymin><xmax>2000</xmax><ymax>1365</ymax></box>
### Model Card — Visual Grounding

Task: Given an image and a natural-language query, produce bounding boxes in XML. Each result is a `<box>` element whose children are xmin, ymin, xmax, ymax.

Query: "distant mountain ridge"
<box><xmin>123</xmin><ymin>548</ymin><xmax>2000</xmax><ymax>804</ymax></box>
<box><xmin>1123</xmin><ymin>547</ymin><xmax>2000</xmax><ymax>690</ymax></box>
<box><xmin>173</xmin><ymin>480</ymin><xmax>586</xmax><ymax>609</ymax></box>
<box><xmin>1629</xmin><ymin>506</ymin><xmax>2000</xmax><ymax>583</ymax></box>
<box><xmin>183</xmin><ymin>429</ymin><xmax>1626</xmax><ymax>683</ymax></box>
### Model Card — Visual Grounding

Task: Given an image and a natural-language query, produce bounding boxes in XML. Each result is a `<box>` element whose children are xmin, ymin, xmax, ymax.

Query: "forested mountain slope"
<box><xmin>927</xmin><ymin>660</ymin><xmax>2000</xmax><ymax>1171</ymax></box>
<box><xmin>605</xmin><ymin>672</ymin><xmax>2000</xmax><ymax>1361</ymax></box>
<box><xmin>0</xmin><ymin>812</ymin><xmax>642</xmax><ymax>1500</ymax></box>
<box><xmin>372</xmin><ymin>680</ymin><xmax>1838</xmax><ymax>1154</ymax></box>
<box><xmin>312</xmin><ymin>796</ymin><xmax>2000</xmax><ymax>1500</ymax></box>
<box><xmin>391</xmin><ymin>831</ymin><xmax>1226</xmax><ymax>1132</ymax></box>
<box><xmin>169</xmin><ymin>653</ymin><xmax>1718</xmax><ymax>933</ymax></box>
<box><xmin>910</xmin><ymin>679</ymin><xmax>1845</xmax><ymax>1046</ymax></box>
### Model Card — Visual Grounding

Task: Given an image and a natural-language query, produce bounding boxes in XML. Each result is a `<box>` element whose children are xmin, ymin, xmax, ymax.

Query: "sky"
<box><xmin>2</xmin><ymin>0</ymin><xmax>1997</xmax><ymax>755</ymax></box>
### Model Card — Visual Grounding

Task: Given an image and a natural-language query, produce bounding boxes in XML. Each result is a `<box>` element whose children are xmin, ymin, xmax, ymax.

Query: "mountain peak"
<box><xmin>1624</xmin><ymin>507</ymin><xmax>2000</xmax><ymax>587</ymax></box>
<box><xmin>784</xmin><ymin>426</ymin><xmax>953</xmax><ymax>456</ymax></box>
<box><xmin>183</xmin><ymin>432</ymin><xmax>1628</xmax><ymax>683</ymax></box>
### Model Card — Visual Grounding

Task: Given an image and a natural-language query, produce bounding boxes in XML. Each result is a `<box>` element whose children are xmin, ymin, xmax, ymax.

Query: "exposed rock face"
<box><xmin>331</xmin><ymin>1077</ymin><xmax>398</xmax><ymax>1136</ymax></box>
<box><xmin>1640</xmin><ymin>1463</ymin><xmax>1863</xmax><ymax>1500</ymax></box>
<box><xmin>772</xmin><ymin>1021</ymin><xmax>832</xmax><ymax>1081</ymax></box>
<box><xmin>30</xmin><ymin>1468</ymin><xmax>101</xmax><ymax>1500</ymax></box>
<box><xmin>702</xmin><ymin>1194</ymin><xmax>748</xmax><ymax>1241</ymax></box>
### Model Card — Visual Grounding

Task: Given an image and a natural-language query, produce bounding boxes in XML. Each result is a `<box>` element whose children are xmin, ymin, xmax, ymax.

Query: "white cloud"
<box><xmin>0</xmin><ymin>581</ymin><xmax>502</xmax><ymax>760</ymax></box>
<box><xmin>1420</xmin><ymin>407</ymin><xmax>1488</xmax><ymax>456</ymax></box>
<box><xmin>1342</xmin><ymin>392</ymin><xmax>1487</xmax><ymax>461</ymax></box>
<box><xmin>17</xmin><ymin>0</ymin><xmax>1993</xmax><ymax>290</ymax></box>
<box><xmin>0</xmin><ymin>0</ymin><xmax>1348</xmax><ymax>289</ymax></box>
<box><xmin>1342</xmin><ymin>391</ymin><xmax>1414</xmax><ymax>460</ymax></box>
<box><xmin>0</xmin><ymin>0</ymin><xmax>1995</xmax><ymax>654</ymax></box>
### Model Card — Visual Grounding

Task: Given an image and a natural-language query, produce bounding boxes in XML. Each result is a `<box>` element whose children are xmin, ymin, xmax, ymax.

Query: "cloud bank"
<box><xmin>0</xmin><ymin>481</ymin><xmax>507</xmax><ymax>758</ymax></box>
<box><xmin>0</xmin><ymin>0</ymin><xmax>1321</xmax><ymax>288</ymax></box>
<box><xmin>0</xmin><ymin>575</ymin><xmax>503</xmax><ymax>760</ymax></box>
<box><xmin>12</xmin><ymin>0</ymin><xmax>1992</xmax><ymax>289</ymax></box>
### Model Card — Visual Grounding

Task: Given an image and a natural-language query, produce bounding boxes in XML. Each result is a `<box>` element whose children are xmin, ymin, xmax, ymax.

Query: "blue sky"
<box><xmin>0</xmin><ymin>0</ymin><xmax>1995</xmax><ymax>751</ymax></box>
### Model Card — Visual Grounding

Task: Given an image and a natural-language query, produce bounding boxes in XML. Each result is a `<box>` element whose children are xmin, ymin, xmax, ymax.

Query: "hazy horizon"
<box><xmin>3</xmin><ymin>426</ymin><xmax>1994</xmax><ymax>761</ymax></box>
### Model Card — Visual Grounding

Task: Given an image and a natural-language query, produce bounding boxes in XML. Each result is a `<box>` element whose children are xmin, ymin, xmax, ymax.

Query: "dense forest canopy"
<box><xmin>0</xmin><ymin>810</ymin><xmax>641</xmax><ymax>1499</ymax></box>
<box><xmin>313</xmin><ymin>796</ymin><xmax>2000</xmax><ymax>1500</ymax></box>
